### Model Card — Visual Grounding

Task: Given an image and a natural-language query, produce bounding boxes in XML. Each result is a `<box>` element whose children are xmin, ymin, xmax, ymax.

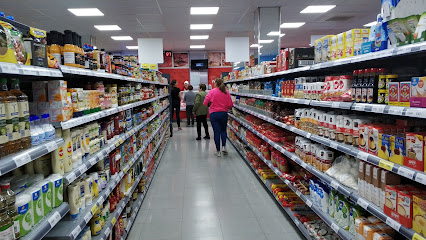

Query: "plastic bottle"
<box><xmin>67</xmin><ymin>183</ymin><xmax>80</xmax><ymax>219</ymax></box>
<box><xmin>29</xmin><ymin>116</ymin><xmax>41</xmax><ymax>146</ymax></box>
<box><xmin>49</xmin><ymin>31</ymin><xmax>62</xmax><ymax>65</ymax></box>
<box><xmin>63</xmin><ymin>30</ymin><xmax>76</xmax><ymax>67</ymax></box>
<box><xmin>62</xmin><ymin>129</ymin><xmax>73</xmax><ymax>172</ymax></box>
<box><xmin>0</xmin><ymin>189</ymin><xmax>14</xmax><ymax>240</ymax></box>
<box><xmin>0</xmin><ymin>183</ymin><xmax>19</xmax><ymax>239</ymax></box>
<box><xmin>48</xmin><ymin>174</ymin><xmax>63</xmax><ymax>208</ymax></box>
<box><xmin>0</xmin><ymin>82</ymin><xmax>7</xmax><ymax>158</ymax></box>
<box><xmin>0</xmin><ymin>78</ymin><xmax>20</xmax><ymax>154</ymax></box>
<box><xmin>41</xmin><ymin>114</ymin><xmax>55</xmax><ymax>141</ymax></box>
<box><xmin>10</xmin><ymin>78</ymin><xmax>30</xmax><ymax>150</ymax></box>
<box><xmin>52</xmin><ymin>129</ymin><xmax>64</xmax><ymax>175</ymax></box>
<box><xmin>33</xmin><ymin>116</ymin><xmax>45</xmax><ymax>144</ymax></box>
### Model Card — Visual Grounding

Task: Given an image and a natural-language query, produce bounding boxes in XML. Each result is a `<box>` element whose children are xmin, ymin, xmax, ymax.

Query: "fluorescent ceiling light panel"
<box><xmin>281</xmin><ymin>22</ymin><xmax>305</xmax><ymax>28</ymax></box>
<box><xmin>250</xmin><ymin>44</ymin><xmax>263</xmax><ymax>48</ymax></box>
<box><xmin>267</xmin><ymin>31</ymin><xmax>285</xmax><ymax>37</ymax></box>
<box><xmin>190</xmin><ymin>24</ymin><xmax>213</xmax><ymax>30</ymax></box>
<box><xmin>126</xmin><ymin>46</ymin><xmax>138</xmax><ymax>49</ymax></box>
<box><xmin>94</xmin><ymin>25</ymin><xmax>121</xmax><ymax>31</ymax></box>
<box><xmin>190</xmin><ymin>45</ymin><xmax>206</xmax><ymax>49</ymax></box>
<box><xmin>190</xmin><ymin>7</ymin><xmax>219</xmax><ymax>15</ymax></box>
<box><xmin>68</xmin><ymin>8</ymin><xmax>104</xmax><ymax>16</ymax></box>
<box><xmin>111</xmin><ymin>36</ymin><xmax>133</xmax><ymax>40</ymax></box>
<box><xmin>364</xmin><ymin>21</ymin><xmax>377</xmax><ymax>27</ymax></box>
<box><xmin>300</xmin><ymin>5</ymin><xmax>336</xmax><ymax>13</ymax></box>
<box><xmin>190</xmin><ymin>35</ymin><xmax>209</xmax><ymax>40</ymax></box>
<box><xmin>259</xmin><ymin>39</ymin><xmax>274</xmax><ymax>43</ymax></box>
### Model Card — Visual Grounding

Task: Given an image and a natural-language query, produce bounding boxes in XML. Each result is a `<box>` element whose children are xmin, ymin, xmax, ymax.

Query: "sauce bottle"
<box><xmin>58</xmin><ymin>32</ymin><xmax>64</xmax><ymax>66</ymax></box>
<box><xmin>10</xmin><ymin>78</ymin><xmax>30</xmax><ymax>149</ymax></box>
<box><xmin>0</xmin><ymin>183</ymin><xmax>19</xmax><ymax>239</ymax></box>
<box><xmin>63</xmin><ymin>129</ymin><xmax>73</xmax><ymax>172</ymax></box>
<box><xmin>361</xmin><ymin>69</ymin><xmax>370</xmax><ymax>103</ymax></box>
<box><xmin>72</xmin><ymin>32</ymin><xmax>80</xmax><ymax>68</ymax></box>
<box><xmin>52</xmin><ymin>129</ymin><xmax>65</xmax><ymax>174</ymax></box>
<box><xmin>367</xmin><ymin>68</ymin><xmax>378</xmax><ymax>104</ymax></box>
<box><xmin>78</xmin><ymin>35</ymin><xmax>85</xmax><ymax>68</ymax></box>
<box><xmin>355</xmin><ymin>70</ymin><xmax>363</xmax><ymax>103</ymax></box>
<box><xmin>63</xmin><ymin>30</ymin><xmax>76</xmax><ymax>67</ymax></box>
<box><xmin>0</xmin><ymin>190</ymin><xmax>14</xmax><ymax>240</ymax></box>
<box><xmin>0</xmin><ymin>78</ymin><xmax>20</xmax><ymax>154</ymax></box>
<box><xmin>352</xmin><ymin>70</ymin><xmax>359</xmax><ymax>102</ymax></box>
<box><xmin>0</xmin><ymin>81</ymin><xmax>7</xmax><ymax>158</ymax></box>
<box><xmin>49</xmin><ymin>31</ymin><xmax>62</xmax><ymax>65</ymax></box>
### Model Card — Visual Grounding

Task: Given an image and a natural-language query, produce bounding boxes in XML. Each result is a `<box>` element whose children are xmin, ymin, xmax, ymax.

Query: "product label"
<box><xmin>18</xmin><ymin>101</ymin><xmax>30</xmax><ymax>138</ymax></box>
<box><xmin>17</xmin><ymin>202</ymin><xmax>32</xmax><ymax>233</ymax></box>
<box><xmin>0</xmin><ymin>224</ymin><xmax>14</xmax><ymax>240</ymax></box>
<box><xmin>361</xmin><ymin>88</ymin><xmax>367</xmax><ymax>103</ymax></box>
<box><xmin>0</xmin><ymin>103</ymin><xmax>7</xmax><ymax>144</ymax></box>
<box><xmin>64</xmin><ymin>52</ymin><xmax>75</xmax><ymax>64</ymax></box>
<box><xmin>367</xmin><ymin>88</ymin><xmax>374</xmax><ymax>103</ymax></box>
<box><xmin>13</xmin><ymin>219</ymin><xmax>19</xmax><ymax>238</ymax></box>
<box><xmin>51</xmin><ymin>53</ymin><xmax>61</xmax><ymax>65</ymax></box>
<box><xmin>54</xmin><ymin>179</ymin><xmax>63</xmax><ymax>207</ymax></box>
<box><xmin>356</xmin><ymin>88</ymin><xmax>362</xmax><ymax>102</ymax></box>
<box><xmin>6</xmin><ymin>102</ymin><xmax>20</xmax><ymax>141</ymax></box>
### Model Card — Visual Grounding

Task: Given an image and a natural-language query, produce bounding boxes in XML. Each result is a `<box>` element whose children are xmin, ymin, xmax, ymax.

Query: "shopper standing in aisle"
<box><xmin>193</xmin><ymin>84</ymin><xmax>210</xmax><ymax>140</ymax></box>
<box><xmin>203</xmin><ymin>78</ymin><xmax>233</xmax><ymax>157</ymax></box>
<box><xmin>170</xmin><ymin>80</ymin><xmax>182</xmax><ymax>131</ymax></box>
<box><xmin>184</xmin><ymin>85</ymin><xmax>195</xmax><ymax>127</ymax></box>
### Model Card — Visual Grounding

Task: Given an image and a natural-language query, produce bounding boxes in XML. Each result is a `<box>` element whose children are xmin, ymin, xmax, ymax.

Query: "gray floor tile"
<box><xmin>182</xmin><ymin>219</ymin><xmax>223</xmax><ymax>239</ymax></box>
<box><xmin>182</xmin><ymin>205</ymin><xmax>220</xmax><ymax>221</ymax></box>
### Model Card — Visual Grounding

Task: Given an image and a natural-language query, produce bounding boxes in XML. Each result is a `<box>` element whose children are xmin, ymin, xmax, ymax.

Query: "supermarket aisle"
<box><xmin>128</xmin><ymin>125</ymin><xmax>304</xmax><ymax>240</ymax></box>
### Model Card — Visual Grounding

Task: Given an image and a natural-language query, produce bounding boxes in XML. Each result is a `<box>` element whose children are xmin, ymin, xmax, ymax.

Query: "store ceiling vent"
<box><xmin>324</xmin><ymin>16</ymin><xmax>353</xmax><ymax>22</ymax></box>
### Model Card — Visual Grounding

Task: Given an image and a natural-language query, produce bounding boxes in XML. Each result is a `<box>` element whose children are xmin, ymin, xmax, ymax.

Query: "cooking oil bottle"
<box><xmin>0</xmin><ymin>183</ymin><xmax>19</xmax><ymax>239</ymax></box>
<box><xmin>10</xmin><ymin>78</ymin><xmax>31</xmax><ymax>149</ymax></box>
<box><xmin>0</xmin><ymin>78</ymin><xmax>20</xmax><ymax>154</ymax></box>
<box><xmin>0</xmin><ymin>188</ymin><xmax>14</xmax><ymax>239</ymax></box>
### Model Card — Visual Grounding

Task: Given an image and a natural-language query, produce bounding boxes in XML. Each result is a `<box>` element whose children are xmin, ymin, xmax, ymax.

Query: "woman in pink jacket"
<box><xmin>203</xmin><ymin>78</ymin><xmax>233</xmax><ymax>157</ymax></box>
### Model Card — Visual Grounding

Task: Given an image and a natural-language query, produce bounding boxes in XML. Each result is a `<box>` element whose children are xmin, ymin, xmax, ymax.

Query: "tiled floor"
<box><xmin>128</xmin><ymin>124</ymin><xmax>304</xmax><ymax>240</ymax></box>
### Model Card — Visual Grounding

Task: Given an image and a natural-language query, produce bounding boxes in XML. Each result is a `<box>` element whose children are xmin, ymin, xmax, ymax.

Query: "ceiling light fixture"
<box><xmin>259</xmin><ymin>39</ymin><xmax>274</xmax><ymax>43</ymax></box>
<box><xmin>267</xmin><ymin>31</ymin><xmax>285</xmax><ymax>37</ymax></box>
<box><xmin>126</xmin><ymin>46</ymin><xmax>138</xmax><ymax>49</ymax></box>
<box><xmin>300</xmin><ymin>5</ymin><xmax>336</xmax><ymax>13</ymax></box>
<box><xmin>190</xmin><ymin>45</ymin><xmax>206</xmax><ymax>49</ymax></box>
<box><xmin>190</xmin><ymin>24</ymin><xmax>213</xmax><ymax>30</ymax></box>
<box><xmin>190</xmin><ymin>7</ymin><xmax>219</xmax><ymax>15</ymax></box>
<box><xmin>364</xmin><ymin>21</ymin><xmax>377</xmax><ymax>27</ymax></box>
<box><xmin>280</xmin><ymin>22</ymin><xmax>306</xmax><ymax>28</ymax></box>
<box><xmin>111</xmin><ymin>36</ymin><xmax>133</xmax><ymax>41</ymax></box>
<box><xmin>68</xmin><ymin>8</ymin><xmax>104</xmax><ymax>16</ymax></box>
<box><xmin>94</xmin><ymin>25</ymin><xmax>121</xmax><ymax>31</ymax></box>
<box><xmin>190</xmin><ymin>35</ymin><xmax>209</xmax><ymax>40</ymax></box>
<box><xmin>250</xmin><ymin>44</ymin><xmax>263</xmax><ymax>48</ymax></box>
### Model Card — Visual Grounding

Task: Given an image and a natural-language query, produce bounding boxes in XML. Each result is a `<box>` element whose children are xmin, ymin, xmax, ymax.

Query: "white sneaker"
<box><xmin>222</xmin><ymin>147</ymin><xmax>228</xmax><ymax>155</ymax></box>
<box><xmin>214</xmin><ymin>151</ymin><xmax>222</xmax><ymax>157</ymax></box>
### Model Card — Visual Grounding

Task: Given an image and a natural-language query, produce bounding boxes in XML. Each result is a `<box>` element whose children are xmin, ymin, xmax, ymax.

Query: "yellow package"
<box><xmin>330</xmin><ymin>35</ymin><xmax>338</xmax><ymax>61</ymax></box>
<box><xmin>413</xmin><ymin>194</ymin><xmax>426</xmax><ymax>237</ymax></box>
<box><xmin>346</xmin><ymin>29</ymin><xmax>370</xmax><ymax>57</ymax></box>
<box><xmin>321</xmin><ymin>35</ymin><xmax>334</xmax><ymax>62</ymax></box>
<box><xmin>378</xmin><ymin>133</ymin><xmax>390</xmax><ymax>160</ymax></box>
<box><xmin>314</xmin><ymin>37</ymin><xmax>323</xmax><ymax>63</ymax></box>
<box><xmin>337</xmin><ymin>32</ymin><xmax>346</xmax><ymax>59</ymax></box>
<box><xmin>354</xmin><ymin>29</ymin><xmax>370</xmax><ymax>56</ymax></box>
<box><xmin>389</xmin><ymin>135</ymin><xmax>405</xmax><ymax>165</ymax></box>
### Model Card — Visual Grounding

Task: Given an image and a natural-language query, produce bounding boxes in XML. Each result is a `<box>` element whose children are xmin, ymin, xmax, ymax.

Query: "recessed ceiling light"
<box><xmin>190</xmin><ymin>35</ymin><xmax>209</xmax><ymax>40</ymax></box>
<box><xmin>190</xmin><ymin>7</ymin><xmax>219</xmax><ymax>15</ymax></box>
<box><xmin>300</xmin><ymin>5</ymin><xmax>336</xmax><ymax>13</ymax></box>
<box><xmin>190</xmin><ymin>24</ymin><xmax>213</xmax><ymax>30</ymax></box>
<box><xmin>259</xmin><ymin>39</ymin><xmax>274</xmax><ymax>43</ymax></box>
<box><xmin>68</xmin><ymin>8</ymin><xmax>104</xmax><ymax>16</ymax></box>
<box><xmin>250</xmin><ymin>44</ymin><xmax>263</xmax><ymax>48</ymax></box>
<box><xmin>267</xmin><ymin>31</ymin><xmax>285</xmax><ymax>37</ymax></box>
<box><xmin>111</xmin><ymin>36</ymin><xmax>133</xmax><ymax>41</ymax></box>
<box><xmin>126</xmin><ymin>46</ymin><xmax>138</xmax><ymax>49</ymax></box>
<box><xmin>190</xmin><ymin>45</ymin><xmax>206</xmax><ymax>49</ymax></box>
<box><xmin>281</xmin><ymin>22</ymin><xmax>306</xmax><ymax>28</ymax></box>
<box><xmin>94</xmin><ymin>25</ymin><xmax>121</xmax><ymax>31</ymax></box>
<box><xmin>364</xmin><ymin>21</ymin><xmax>377</xmax><ymax>27</ymax></box>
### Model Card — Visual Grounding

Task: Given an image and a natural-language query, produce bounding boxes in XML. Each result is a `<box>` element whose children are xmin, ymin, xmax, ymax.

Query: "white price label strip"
<box><xmin>306</xmin><ymin>199</ymin><xmax>313</xmax><ymax>207</ymax></box>
<box><xmin>13</xmin><ymin>153</ymin><xmax>31</xmax><ymax>168</ymax></box>
<box><xmin>415</xmin><ymin>173</ymin><xmax>426</xmax><ymax>185</ymax></box>
<box><xmin>48</xmin><ymin>211</ymin><xmax>62</xmax><ymax>228</ymax></box>
<box><xmin>397</xmin><ymin>167</ymin><xmax>415</xmax><ymax>180</ymax></box>
<box><xmin>45</xmin><ymin>141</ymin><xmax>58</xmax><ymax>152</ymax></box>
<box><xmin>388</xmin><ymin>106</ymin><xmax>404</xmax><ymax>115</ymax></box>
<box><xmin>301</xmin><ymin>162</ymin><xmax>308</xmax><ymax>169</ymax></box>
<box><xmin>357</xmin><ymin>198</ymin><xmax>369</xmax><ymax>209</ymax></box>
<box><xmin>67</xmin><ymin>172</ymin><xmax>77</xmax><ymax>183</ymax></box>
<box><xmin>356</xmin><ymin>151</ymin><xmax>369</xmax><ymax>161</ymax></box>
<box><xmin>354</xmin><ymin>104</ymin><xmax>366</xmax><ymax>111</ymax></box>
<box><xmin>372</xmin><ymin>105</ymin><xmax>386</xmax><ymax>113</ymax></box>
<box><xmin>397</xmin><ymin>47</ymin><xmax>411</xmax><ymax>55</ymax></box>
<box><xmin>331</xmin><ymin>223</ymin><xmax>340</xmax><ymax>233</ymax></box>
<box><xmin>296</xmin><ymin>191</ymin><xmax>301</xmax><ymax>197</ymax></box>
<box><xmin>306</xmin><ymin>133</ymin><xmax>312</xmax><ymax>138</ymax></box>
<box><xmin>84</xmin><ymin>213</ymin><xmax>92</xmax><ymax>223</ymax></box>
<box><xmin>71</xmin><ymin>225</ymin><xmax>82</xmax><ymax>239</ymax></box>
<box><xmin>329</xmin><ymin>142</ymin><xmax>338</xmax><ymax>149</ymax></box>
<box><xmin>89</xmin><ymin>156</ymin><xmax>98</xmax><ymax>166</ymax></box>
<box><xmin>21</xmin><ymin>66</ymin><xmax>37</xmax><ymax>75</ymax></box>
<box><xmin>330</xmin><ymin>181</ymin><xmax>339</xmax><ymax>190</ymax></box>
<box><xmin>79</xmin><ymin>164</ymin><xmax>88</xmax><ymax>173</ymax></box>
<box><xmin>104</xmin><ymin>227</ymin><xmax>111</xmax><ymax>236</ymax></box>
<box><xmin>98</xmin><ymin>195</ymin><xmax>105</xmax><ymax>204</ymax></box>
<box><xmin>405</xmin><ymin>108</ymin><xmax>424</xmax><ymax>118</ymax></box>
<box><xmin>294</xmin><ymin>219</ymin><xmax>300</xmax><ymax>227</ymax></box>
<box><xmin>386</xmin><ymin>217</ymin><xmax>402</xmax><ymax>231</ymax></box>
<box><xmin>1</xmin><ymin>64</ymin><xmax>20</xmax><ymax>74</ymax></box>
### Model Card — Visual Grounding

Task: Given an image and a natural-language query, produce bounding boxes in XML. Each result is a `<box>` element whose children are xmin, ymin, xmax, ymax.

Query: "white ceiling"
<box><xmin>1</xmin><ymin>0</ymin><xmax>380</xmax><ymax>52</ymax></box>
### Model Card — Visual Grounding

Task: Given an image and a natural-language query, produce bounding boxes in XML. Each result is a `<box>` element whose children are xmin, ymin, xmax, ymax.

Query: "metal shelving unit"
<box><xmin>45</xmin><ymin>119</ymin><xmax>169</xmax><ymax>240</ymax></box>
<box><xmin>0</xmin><ymin>62</ymin><xmax>63</xmax><ymax>77</ymax></box>
<box><xmin>0</xmin><ymin>138</ymin><xmax>64</xmax><ymax>177</ymax></box>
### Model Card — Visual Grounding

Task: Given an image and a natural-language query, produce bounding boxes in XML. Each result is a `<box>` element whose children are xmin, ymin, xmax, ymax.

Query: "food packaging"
<box><xmin>365</xmin><ymin>163</ymin><xmax>373</xmax><ymax>202</ymax></box>
<box><xmin>34</xmin><ymin>180</ymin><xmax>52</xmax><ymax>216</ymax></box>
<box><xmin>388</xmin><ymin>82</ymin><xmax>399</xmax><ymax>106</ymax></box>
<box><xmin>372</xmin><ymin>166</ymin><xmax>382</xmax><ymax>206</ymax></box>
<box><xmin>396</xmin><ymin>189</ymin><xmax>413</xmax><ymax>228</ymax></box>
<box><xmin>48</xmin><ymin>174</ymin><xmax>63</xmax><ymax>207</ymax></box>
<box><xmin>16</xmin><ymin>193</ymin><xmax>33</xmax><ymax>236</ymax></box>
<box><xmin>355</xmin><ymin>218</ymin><xmax>371</xmax><ymax>240</ymax></box>
<box><xmin>26</xmin><ymin>187</ymin><xmax>43</xmax><ymax>225</ymax></box>
<box><xmin>379</xmin><ymin>133</ymin><xmax>391</xmax><ymax>160</ymax></box>
<box><xmin>399</xmin><ymin>82</ymin><xmax>411</xmax><ymax>107</ymax></box>
<box><xmin>389</xmin><ymin>135</ymin><xmax>405</xmax><ymax>165</ymax></box>
<box><xmin>413</xmin><ymin>194</ymin><xmax>426</xmax><ymax>237</ymax></box>
<box><xmin>337</xmin><ymin>32</ymin><xmax>346</xmax><ymax>59</ymax></box>
<box><xmin>404</xmin><ymin>132</ymin><xmax>426</xmax><ymax>171</ymax></box>
<box><xmin>358</xmin><ymin>123</ymin><xmax>369</xmax><ymax>152</ymax></box>
<box><xmin>384</xmin><ymin>185</ymin><xmax>401</xmax><ymax>216</ymax></box>
<box><xmin>358</xmin><ymin>161</ymin><xmax>366</xmax><ymax>198</ymax></box>
<box><xmin>411</xmin><ymin>77</ymin><xmax>426</xmax><ymax>107</ymax></box>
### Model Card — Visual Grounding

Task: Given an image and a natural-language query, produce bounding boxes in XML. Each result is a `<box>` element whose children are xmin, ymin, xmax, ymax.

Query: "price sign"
<box><xmin>306</xmin><ymin>199</ymin><xmax>313</xmax><ymax>207</ymax></box>
<box><xmin>406</xmin><ymin>108</ymin><xmax>424</xmax><ymax>118</ymax></box>
<box><xmin>379</xmin><ymin>160</ymin><xmax>394</xmax><ymax>171</ymax></box>
<box><xmin>13</xmin><ymin>153</ymin><xmax>31</xmax><ymax>168</ymax></box>
<box><xmin>331</xmin><ymin>223</ymin><xmax>340</xmax><ymax>233</ymax></box>
<box><xmin>45</xmin><ymin>141</ymin><xmax>58</xmax><ymax>152</ymax></box>
<box><xmin>89</xmin><ymin>157</ymin><xmax>98</xmax><ymax>166</ymax></box>
<box><xmin>388</xmin><ymin>106</ymin><xmax>404</xmax><ymax>115</ymax></box>
<box><xmin>357</xmin><ymin>198</ymin><xmax>369</xmax><ymax>209</ymax></box>
<box><xmin>329</xmin><ymin>142</ymin><xmax>339</xmax><ymax>149</ymax></box>
<box><xmin>372</xmin><ymin>105</ymin><xmax>386</xmax><ymax>113</ymax></box>
<box><xmin>38</xmin><ymin>69</ymin><xmax>52</xmax><ymax>76</ymax></box>
<box><xmin>98</xmin><ymin>195</ymin><xmax>105</xmax><ymax>204</ymax></box>
<box><xmin>21</xmin><ymin>66</ymin><xmax>37</xmax><ymax>75</ymax></box>
<box><xmin>294</xmin><ymin>219</ymin><xmax>300</xmax><ymax>227</ymax></box>
<box><xmin>71</xmin><ymin>225</ymin><xmax>82</xmax><ymax>239</ymax></box>
<box><xmin>356</xmin><ymin>151</ymin><xmax>369</xmax><ymax>161</ymax></box>
<box><xmin>111</xmin><ymin>217</ymin><xmax>117</xmax><ymax>225</ymax></box>
<box><xmin>84</xmin><ymin>213</ymin><xmax>92</xmax><ymax>223</ymax></box>
<box><xmin>104</xmin><ymin>227</ymin><xmax>111</xmax><ymax>236</ymax></box>
<box><xmin>331</xmin><ymin>102</ymin><xmax>340</xmax><ymax>108</ymax></box>
<box><xmin>67</xmin><ymin>172</ymin><xmax>77</xmax><ymax>183</ymax></box>
<box><xmin>126</xmin><ymin>220</ymin><xmax>132</xmax><ymax>231</ymax></box>
<box><xmin>296</xmin><ymin>191</ymin><xmax>301</xmax><ymax>197</ymax></box>
<box><xmin>397</xmin><ymin>46</ymin><xmax>412</xmax><ymax>55</ymax></box>
<box><xmin>301</xmin><ymin>162</ymin><xmax>307</xmax><ymax>169</ymax></box>
<box><xmin>386</xmin><ymin>217</ymin><xmax>402</xmax><ymax>231</ymax></box>
<box><xmin>413</xmin><ymin>233</ymin><xmax>426</xmax><ymax>240</ymax></box>
<box><xmin>115</xmin><ymin>141</ymin><xmax>120</xmax><ymax>147</ymax></box>
<box><xmin>330</xmin><ymin>181</ymin><xmax>339</xmax><ymax>190</ymax></box>
<box><xmin>91</xmin><ymin>205</ymin><xmax>98</xmax><ymax>215</ymax></box>
<box><xmin>415</xmin><ymin>173</ymin><xmax>426</xmax><ymax>185</ymax></box>
<box><xmin>79</xmin><ymin>164</ymin><xmax>88</xmax><ymax>173</ymax></box>
<box><xmin>354</xmin><ymin>104</ymin><xmax>366</xmax><ymax>111</ymax></box>
<box><xmin>48</xmin><ymin>211</ymin><xmax>62</xmax><ymax>228</ymax></box>
<box><xmin>1</xmin><ymin>63</ymin><xmax>20</xmax><ymax>74</ymax></box>
<box><xmin>397</xmin><ymin>167</ymin><xmax>415</xmax><ymax>180</ymax></box>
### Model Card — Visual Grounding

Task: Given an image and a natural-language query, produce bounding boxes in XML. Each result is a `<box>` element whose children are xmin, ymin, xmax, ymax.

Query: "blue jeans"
<box><xmin>210</xmin><ymin>112</ymin><xmax>228</xmax><ymax>152</ymax></box>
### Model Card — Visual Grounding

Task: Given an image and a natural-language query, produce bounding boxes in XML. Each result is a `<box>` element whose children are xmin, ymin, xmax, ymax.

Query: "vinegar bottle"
<box><xmin>10</xmin><ymin>78</ymin><xmax>31</xmax><ymax>149</ymax></box>
<box><xmin>0</xmin><ymin>78</ymin><xmax>20</xmax><ymax>154</ymax></box>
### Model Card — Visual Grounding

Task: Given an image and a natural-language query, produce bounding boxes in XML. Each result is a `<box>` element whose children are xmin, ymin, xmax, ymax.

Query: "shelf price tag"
<box><xmin>98</xmin><ymin>195</ymin><xmax>105</xmax><ymax>204</ymax></box>
<box><xmin>84</xmin><ymin>213</ymin><xmax>92</xmax><ymax>223</ymax></box>
<box><xmin>111</xmin><ymin>217</ymin><xmax>117</xmax><ymax>225</ymax></box>
<box><xmin>415</xmin><ymin>173</ymin><xmax>426</xmax><ymax>185</ymax></box>
<box><xmin>397</xmin><ymin>46</ymin><xmax>412</xmax><ymax>55</ymax></box>
<box><xmin>71</xmin><ymin>225</ymin><xmax>82</xmax><ymax>239</ymax></box>
<box><xmin>91</xmin><ymin>205</ymin><xmax>98</xmax><ymax>215</ymax></box>
<box><xmin>79</xmin><ymin>164</ymin><xmax>88</xmax><ymax>173</ymax></box>
<box><xmin>372</xmin><ymin>105</ymin><xmax>386</xmax><ymax>113</ymax></box>
<box><xmin>296</xmin><ymin>191</ymin><xmax>301</xmax><ymax>197</ymax></box>
<box><xmin>306</xmin><ymin>199</ymin><xmax>313</xmax><ymax>207</ymax></box>
<box><xmin>13</xmin><ymin>153</ymin><xmax>31</xmax><ymax>168</ymax></box>
<box><xmin>105</xmin><ymin>227</ymin><xmax>111</xmax><ymax>236</ymax></box>
<box><xmin>66</xmin><ymin>172</ymin><xmax>77</xmax><ymax>184</ymax></box>
<box><xmin>397</xmin><ymin>167</ymin><xmax>415</xmax><ymax>180</ymax></box>
<box><xmin>354</xmin><ymin>104</ymin><xmax>366</xmax><ymax>111</ymax></box>
<box><xmin>356</xmin><ymin>151</ymin><xmax>369</xmax><ymax>161</ymax></box>
<box><xmin>330</xmin><ymin>181</ymin><xmax>339</xmax><ymax>190</ymax></box>
<box><xmin>388</xmin><ymin>106</ymin><xmax>404</xmax><ymax>115</ymax></box>
<box><xmin>331</xmin><ymin>102</ymin><xmax>340</xmax><ymax>108</ymax></box>
<box><xmin>115</xmin><ymin>141</ymin><xmax>120</xmax><ymax>147</ymax></box>
<box><xmin>379</xmin><ymin>160</ymin><xmax>394</xmax><ymax>171</ymax></box>
<box><xmin>48</xmin><ymin>211</ymin><xmax>62</xmax><ymax>228</ymax></box>
<box><xmin>294</xmin><ymin>219</ymin><xmax>300</xmax><ymax>227</ymax></box>
<box><xmin>406</xmin><ymin>108</ymin><xmax>424</xmax><ymax>118</ymax></box>
<box><xmin>386</xmin><ymin>217</ymin><xmax>402</xmax><ymax>231</ymax></box>
<box><xmin>1</xmin><ymin>63</ymin><xmax>20</xmax><ymax>74</ymax></box>
<box><xmin>331</xmin><ymin>223</ymin><xmax>340</xmax><ymax>233</ymax></box>
<box><xmin>301</xmin><ymin>162</ymin><xmax>308</xmax><ymax>169</ymax></box>
<box><xmin>329</xmin><ymin>142</ymin><xmax>339</xmax><ymax>149</ymax></box>
<box><xmin>45</xmin><ymin>141</ymin><xmax>58</xmax><ymax>152</ymax></box>
<box><xmin>356</xmin><ymin>198</ymin><xmax>369</xmax><ymax>209</ymax></box>
<box><xmin>89</xmin><ymin>157</ymin><xmax>98</xmax><ymax>166</ymax></box>
<box><xmin>413</xmin><ymin>233</ymin><xmax>426</xmax><ymax>240</ymax></box>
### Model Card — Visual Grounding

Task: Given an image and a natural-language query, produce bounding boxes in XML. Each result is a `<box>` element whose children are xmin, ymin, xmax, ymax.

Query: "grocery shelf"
<box><xmin>230</xmin><ymin>91</ymin><xmax>426</xmax><ymax>119</ymax></box>
<box><xmin>45</xmin><ymin>119</ymin><xmax>169</xmax><ymax>240</ymax></box>
<box><xmin>92</xmin><ymin>129</ymin><xmax>168</xmax><ymax>240</ymax></box>
<box><xmin>63</xmin><ymin>105</ymin><xmax>170</xmax><ymax>185</ymax></box>
<box><xmin>227</xmin><ymin>125</ymin><xmax>352</xmax><ymax>240</ymax></box>
<box><xmin>228</xmin><ymin>114</ymin><xmax>424</xmax><ymax>240</ymax></box>
<box><xmin>60</xmin><ymin>65</ymin><xmax>168</xmax><ymax>85</ymax></box>
<box><xmin>58</xmin><ymin>94</ymin><xmax>169</xmax><ymax>129</ymax></box>
<box><xmin>225</xmin><ymin>41</ymin><xmax>426</xmax><ymax>84</ymax></box>
<box><xmin>0</xmin><ymin>137</ymin><xmax>64</xmax><ymax>177</ymax></box>
<box><xmin>0</xmin><ymin>62</ymin><xmax>63</xmax><ymax>77</ymax></box>
<box><xmin>232</xmin><ymin>104</ymin><xmax>426</xmax><ymax>185</ymax></box>
<box><xmin>21</xmin><ymin>202</ymin><xmax>70</xmax><ymax>240</ymax></box>
<box><xmin>228</xmin><ymin>138</ymin><xmax>313</xmax><ymax>240</ymax></box>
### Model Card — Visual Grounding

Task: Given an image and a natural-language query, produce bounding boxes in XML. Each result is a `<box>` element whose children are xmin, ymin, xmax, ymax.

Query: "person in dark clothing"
<box><xmin>170</xmin><ymin>79</ymin><xmax>182</xmax><ymax>130</ymax></box>
<box><xmin>184</xmin><ymin>85</ymin><xmax>196</xmax><ymax>127</ymax></box>
<box><xmin>193</xmin><ymin>84</ymin><xmax>210</xmax><ymax>140</ymax></box>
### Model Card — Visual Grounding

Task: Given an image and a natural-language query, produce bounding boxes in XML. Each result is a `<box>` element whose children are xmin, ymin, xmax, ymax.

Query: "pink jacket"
<box><xmin>203</xmin><ymin>88</ymin><xmax>233</xmax><ymax>114</ymax></box>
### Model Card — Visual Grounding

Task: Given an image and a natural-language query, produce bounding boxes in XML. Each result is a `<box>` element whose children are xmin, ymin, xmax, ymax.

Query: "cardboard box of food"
<box><xmin>358</xmin><ymin>161</ymin><xmax>366</xmax><ymax>198</ymax></box>
<box><xmin>372</xmin><ymin>166</ymin><xmax>382</xmax><ymax>206</ymax></box>
<box><xmin>337</xmin><ymin>32</ymin><xmax>346</xmax><ymax>59</ymax></box>
<box><xmin>404</xmin><ymin>132</ymin><xmax>426</xmax><ymax>171</ymax></box>
<box><xmin>389</xmin><ymin>135</ymin><xmax>405</xmax><ymax>165</ymax></box>
<box><xmin>365</xmin><ymin>163</ymin><xmax>373</xmax><ymax>202</ymax></box>
<box><xmin>397</xmin><ymin>189</ymin><xmax>413</xmax><ymax>228</ymax></box>
<box><xmin>384</xmin><ymin>185</ymin><xmax>402</xmax><ymax>220</ymax></box>
<box><xmin>399</xmin><ymin>81</ymin><xmax>411</xmax><ymax>107</ymax></box>
<box><xmin>48</xmin><ymin>80</ymin><xmax>67</xmax><ymax>102</ymax></box>
<box><xmin>379</xmin><ymin>133</ymin><xmax>391</xmax><ymax>160</ymax></box>
<box><xmin>411</xmin><ymin>77</ymin><xmax>426</xmax><ymax>108</ymax></box>
<box><xmin>380</xmin><ymin>170</ymin><xmax>401</xmax><ymax>209</ymax></box>
<box><xmin>388</xmin><ymin>82</ymin><xmax>399</xmax><ymax>106</ymax></box>
<box><xmin>413</xmin><ymin>194</ymin><xmax>426</xmax><ymax>237</ymax></box>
